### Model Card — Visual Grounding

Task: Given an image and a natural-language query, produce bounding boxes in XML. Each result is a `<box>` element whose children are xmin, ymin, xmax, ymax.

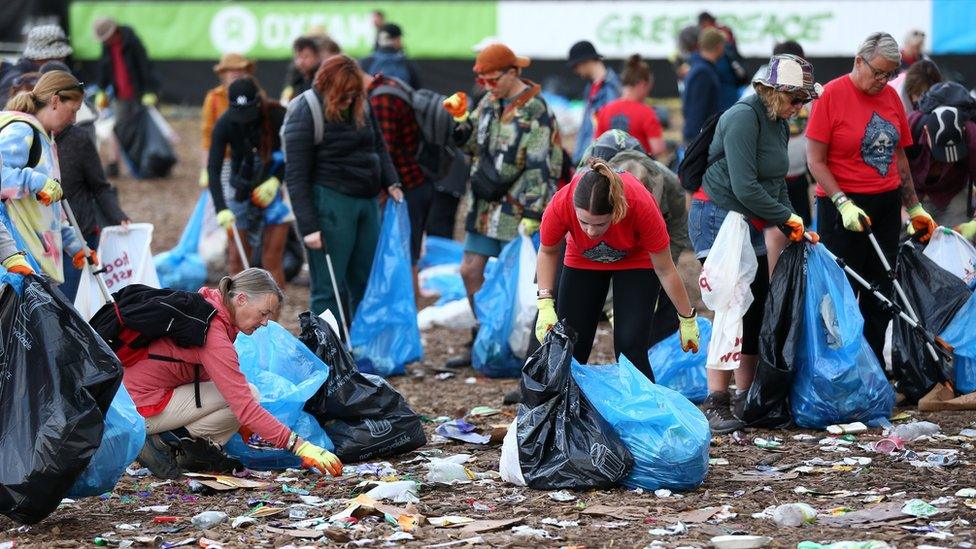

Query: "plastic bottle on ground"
<box><xmin>893</xmin><ymin>421</ymin><xmax>940</xmax><ymax>442</ymax></box>
<box><xmin>191</xmin><ymin>511</ymin><xmax>228</xmax><ymax>529</ymax></box>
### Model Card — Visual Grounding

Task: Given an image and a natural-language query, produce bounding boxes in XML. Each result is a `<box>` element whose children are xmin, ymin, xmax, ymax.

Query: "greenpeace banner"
<box><xmin>69</xmin><ymin>1</ymin><xmax>495</xmax><ymax>60</ymax></box>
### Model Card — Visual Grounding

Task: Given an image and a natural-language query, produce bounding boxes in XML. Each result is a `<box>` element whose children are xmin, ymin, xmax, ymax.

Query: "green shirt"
<box><xmin>702</xmin><ymin>93</ymin><xmax>793</xmax><ymax>224</ymax></box>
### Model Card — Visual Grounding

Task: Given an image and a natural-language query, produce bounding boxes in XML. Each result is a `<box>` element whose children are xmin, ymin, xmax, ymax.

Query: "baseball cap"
<box><xmin>473</xmin><ymin>43</ymin><xmax>530</xmax><ymax>74</ymax></box>
<box><xmin>227</xmin><ymin>78</ymin><xmax>261</xmax><ymax>124</ymax></box>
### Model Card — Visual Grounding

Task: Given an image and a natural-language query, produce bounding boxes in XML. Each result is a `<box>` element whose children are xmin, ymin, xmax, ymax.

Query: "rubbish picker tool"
<box><xmin>230</xmin><ymin>225</ymin><xmax>251</xmax><ymax>270</ymax></box>
<box><xmin>62</xmin><ymin>200</ymin><xmax>113</xmax><ymax>304</ymax></box>
<box><xmin>325</xmin><ymin>251</ymin><xmax>351</xmax><ymax>345</ymax></box>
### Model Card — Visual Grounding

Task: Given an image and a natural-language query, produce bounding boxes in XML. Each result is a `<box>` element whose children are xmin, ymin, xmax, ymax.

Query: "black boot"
<box><xmin>701</xmin><ymin>391</ymin><xmax>745</xmax><ymax>435</ymax></box>
<box><xmin>176</xmin><ymin>435</ymin><xmax>244</xmax><ymax>474</ymax></box>
<box><xmin>137</xmin><ymin>430</ymin><xmax>184</xmax><ymax>480</ymax></box>
<box><xmin>445</xmin><ymin>326</ymin><xmax>478</xmax><ymax>368</ymax></box>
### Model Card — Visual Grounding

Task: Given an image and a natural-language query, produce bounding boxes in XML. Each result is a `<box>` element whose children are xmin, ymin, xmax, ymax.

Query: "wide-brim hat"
<box><xmin>93</xmin><ymin>17</ymin><xmax>118</xmax><ymax>42</ymax></box>
<box><xmin>566</xmin><ymin>40</ymin><xmax>602</xmax><ymax>69</ymax></box>
<box><xmin>923</xmin><ymin>107</ymin><xmax>969</xmax><ymax>163</ymax></box>
<box><xmin>473</xmin><ymin>43</ymin><xmax>530</xmax><ymax>74</ymax></box>
<box><xmin>23</xmin><ymin>25</ymin><xmax>73</xmax><ymax>60</ymax></box>
<box><xmin>754</xmin><ymin>53</ymin><xmax>823</xmax><ymax>100</ymax></box>
<box><xmin>213</xmin><ymin>53</ymin><xmax>255</xmax><ymax>74</ymax></box>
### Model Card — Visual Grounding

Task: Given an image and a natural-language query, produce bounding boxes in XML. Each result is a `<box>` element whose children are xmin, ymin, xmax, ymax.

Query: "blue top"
<box><xmin>574</xmin><ymin>67</ymin><xmax>621</xmax><ymax>164</ymax></box>
<box><xmin>681</xmin><ymin>53</ymin><xmax>722</xmax><ymax>143</ymax></box>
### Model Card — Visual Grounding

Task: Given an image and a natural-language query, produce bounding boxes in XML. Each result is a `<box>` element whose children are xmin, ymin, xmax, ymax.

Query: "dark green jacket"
<box><xmin>702</xmin><ymin>93</ymin><xmax>792</xmax><ymax>224</ymax></box>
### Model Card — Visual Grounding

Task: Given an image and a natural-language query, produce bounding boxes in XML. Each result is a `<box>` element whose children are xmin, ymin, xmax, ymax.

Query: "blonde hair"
<box><xmin>574</xmin><ymin>159</ymin><xmax>629</xmax><ymax>224</ymax></box>
<box><xmin>4</xmin><ymin>70</ymin><xmax>83</xmax><ymax>113</ymax></box>
<box><xmin>218</xmin><ymin>268</ymin><xmax>284</xmax><ymax>308</ymax></box>
<box><xmin>754</xmin><ymin>84</ymin><xmax>792</xmax><ymax>120</ymax></box>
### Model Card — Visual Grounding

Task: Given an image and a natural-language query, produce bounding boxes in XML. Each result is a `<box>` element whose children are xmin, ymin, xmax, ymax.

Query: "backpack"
<box><xmin>362</xmin><ymin>50</ymin><xmax>412</xmax><ymax>84</ymax></box>
<box><xmin>678</xmin><ymin>102</ymin><xmax>761</xmax><ymax>192</ymax></box>
<box><xmin>0</xmin><ymin>112</ymin><xmax>45</xmax><ymax>169</ymax></box>
<box><xmin>370</xmin><ymin>76</ymin><xmax>458</xmax><ymax>181</ymax></box>
<box><xmin>279</xmin><ymin>89</ymin><xmax>324</xmax><ymax>162</ymax></box>
<box><xmin>917</xmin><ymin>82</ymin><xmax>976</xmax><ymax>123</ymax></box>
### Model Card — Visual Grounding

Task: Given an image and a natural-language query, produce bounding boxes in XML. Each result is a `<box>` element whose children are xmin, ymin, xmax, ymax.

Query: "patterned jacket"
<box><xmin>455</xmin><ymin>80</ymin><xmax>562</xmax><ymax>242</ymax></box>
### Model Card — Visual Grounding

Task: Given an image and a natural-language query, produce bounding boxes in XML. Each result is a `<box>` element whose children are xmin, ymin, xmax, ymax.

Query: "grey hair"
<box><xmin>856</xmin><ymin>32</ymin><xmax>901</xmax><ymax>64</ymax></box>
<box><xmin>218</xmin><ymin>268</ymin><xmax>284</xmax><ymax>305</ymax></box>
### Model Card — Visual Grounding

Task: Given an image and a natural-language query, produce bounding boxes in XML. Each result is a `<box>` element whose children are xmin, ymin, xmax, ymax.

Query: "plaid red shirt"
<box><xmin>368</xmin><ymin>77</ymin><xmax>425</xmax><ymax>189</ymax></box>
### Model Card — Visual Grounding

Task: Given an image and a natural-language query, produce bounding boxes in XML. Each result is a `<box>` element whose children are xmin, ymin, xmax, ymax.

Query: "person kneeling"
<box><xmin>123</xmin><ymin>268</ymin><xmax>341</xmax><ymax>478</ymax></box>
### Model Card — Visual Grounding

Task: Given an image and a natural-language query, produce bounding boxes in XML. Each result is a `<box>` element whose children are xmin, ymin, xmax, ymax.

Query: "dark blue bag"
<box><xmin>153</xmin><ymin>192</ymin><xmax>207</xmax><ymax>291</ymax></box>
<box><xmin>350</xmin><ymin>199</ymin><xmax>422</xmax><ymax>376</ymax></box>
<box><xmin>648</xmin><ymin>317</ymin><xmax>711</xmax><ymax>403</ymax></box>
<box><xmin>227</xmin><ymin>321</ymin><xmax>334</xmax><ymax>470</ymax></box>
<box><xmin>791</xmin><ymin>245</ymin><xmax>895</xmax><ymax>428</ymax></box>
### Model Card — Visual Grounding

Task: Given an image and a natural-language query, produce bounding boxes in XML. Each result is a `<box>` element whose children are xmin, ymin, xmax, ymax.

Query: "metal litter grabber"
<box><xmin>803</xmin><ymin>233</ymin><xmax>953</xmax><ymax>366</ymax></box>
<box><xmin>230</xmin><ymin>224</ymin><xmax>251</xmax><ymax>270</ymax></box>
<box><xmin>62</xmin><ymin>200</ymin><xmax>113</xmax><ymax>304</ymax></box>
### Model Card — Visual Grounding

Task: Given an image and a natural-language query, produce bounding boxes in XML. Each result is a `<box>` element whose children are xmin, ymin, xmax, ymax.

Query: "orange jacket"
<box><xmin>201</xmin><ymin>85</ymin><xmax>229</xmax><ymax>153</ymax></box>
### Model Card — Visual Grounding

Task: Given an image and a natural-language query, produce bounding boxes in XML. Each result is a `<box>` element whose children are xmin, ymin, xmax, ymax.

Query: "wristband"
<box><xmin>287</xmin><ymin>431</ymin><xmax>299</xmax><ymax>452</ymax></box>
<box><xmin>537</xmin><ymin>288</ymin><xmax>553</xmax><ymax>299</ymax></box>
<box><xmin>678</xmin><ymin>306</ymin><xmax>697</xmax><ymax>319</ymax></box>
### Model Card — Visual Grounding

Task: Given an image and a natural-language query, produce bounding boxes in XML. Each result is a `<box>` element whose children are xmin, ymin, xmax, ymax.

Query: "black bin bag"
<box><xmin>114</xmin><ymin>105</ymin><xmax>177</xmax><ymax>178</ymax></box>
<box><xmin>892</xmin><ymin>242</ymin><xmax>971</xmax><ymax>403</ymax></box>
<box><xmin>511</xmin><ymin>321</ymin><xmax>634</xmax><ymax>490</ymax></box>
<box><xmin>299</xmin><ymin>312</ymin><xmax>426</xmax><ymax>462</ymax></box>
<box><xmin>741</xmin><ymin>243</ymin><xmax>807</xmax><ymax>428</ymax></box>
<box><xmin>0</xmin><ymin>275</ymin><xmax>122</xmax><ymax>524</ymax></box>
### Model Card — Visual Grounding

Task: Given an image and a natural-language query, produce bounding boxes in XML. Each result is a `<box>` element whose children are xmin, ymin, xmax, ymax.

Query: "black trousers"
<box><xmin>425</xmin><ymin>190</ymin><xmax>460</xmax><ymax>239</ymax></box>
<box><xmin>557</xmin><ymin>266</ymin><xmax>661</xmax><ymax>382</ymax></box>
<box><xmin>816</xmin><ymin>189</ymin><xmax>901</xmax><ymax>367</ymax></box>
<box><xmin>786</xmin><ymin>174</ymin><xmax>813</xmax><ymax>226</ymax></box>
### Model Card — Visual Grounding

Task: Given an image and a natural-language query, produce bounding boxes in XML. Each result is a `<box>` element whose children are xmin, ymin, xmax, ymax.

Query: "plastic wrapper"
<box><xmin>572</xmin><ymin>355</ymin><xmax>710</xmax><ymax>491</ymax></box>
<box><xmin>301</xmin><ymin>313</ymin><xmax>426</xmax><ymax>463</ymax></box>
<box><xmin>227</xmin><ymin>321</ymin><xmax>334</xmax><ymax>470</ymax></box>
<box><xmin>922</xmin><ymin>227</ymin><xmax>976</xmax><ymax>287</ymax></box>
<box><xmin>350</xmin><ymin>200</ymin><xmax>422</xmax><ymax>376</ymax></box>
<box><xmin>153</xmin><ymin>192</ymin><xmax>208</xmax><ymax>291</ymax></box>
<box><xmin>791</xmin><ymin>245</ymin><xmax>895</xmax><ymax>428</ymax></box>
<box><xmin>503</xmin><ymin>322</ymin><xmax>633</xmax><ymax>490</ymax></box>
<box><xmin>648</xmin><ymin>317</ymin><xmax>711</xmax><ymax>403</ymax></box>
<box><xmin>0</xmin><ymin>274</ymin><xmax>121</xmax><ymax>524</ymax></box>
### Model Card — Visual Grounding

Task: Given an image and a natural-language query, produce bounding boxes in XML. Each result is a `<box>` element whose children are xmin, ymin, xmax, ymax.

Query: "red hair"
<box><xmin>313</xmin><ymin>54</ymin><xmax>365</xmax><ymax>127</ymax></box>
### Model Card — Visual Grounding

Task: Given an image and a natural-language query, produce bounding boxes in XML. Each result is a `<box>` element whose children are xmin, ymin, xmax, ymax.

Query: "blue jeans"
<box><xmin>60</xmin><ymin>232</ymin><xmax>100</xmax><ymax>302</ymax></box>
<box><xmin>688</xmin><ymin>199</ymin><xmax>767</xmax><ymax>260</ymax></box>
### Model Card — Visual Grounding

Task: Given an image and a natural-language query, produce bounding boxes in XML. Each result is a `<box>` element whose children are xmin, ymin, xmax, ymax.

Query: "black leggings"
<box><xmin>697</xmin><ymin>254</ymin><xmax>770</xmax><ymax>356</ymax></box>
<box><xmin>557</xmin><ymin>266</ymin><xmax>661</xmax><ymax>381</ymax></box>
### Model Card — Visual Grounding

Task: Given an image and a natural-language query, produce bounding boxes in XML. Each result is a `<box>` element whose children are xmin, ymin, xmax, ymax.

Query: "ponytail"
<box><xmin>4</xmin><ymin>91</ymin><xmax>41</xmax><ymax>113</ymax></box>
<box><xmin>4</xmin><ymin>70</ymin><xmax>83</xmax><ymax>114</ymax></box>
<box><xmin>573</xmin><ymin>159</ymin><xmax>629</xmax><ymax>224</ymax></box>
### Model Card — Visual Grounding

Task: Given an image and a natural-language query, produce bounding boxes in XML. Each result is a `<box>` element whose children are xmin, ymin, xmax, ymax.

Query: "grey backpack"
<box><xmin>279</xmin><ymin>89</ymin><xmax>324</xmax><ymax>162</ymax></box>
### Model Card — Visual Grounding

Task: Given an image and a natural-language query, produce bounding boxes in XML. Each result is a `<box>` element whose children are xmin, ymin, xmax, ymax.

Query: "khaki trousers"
<box><xmin>144</xmin><ymin>382</ymin><xmax>259</xmax><ymax>445</ymax></box>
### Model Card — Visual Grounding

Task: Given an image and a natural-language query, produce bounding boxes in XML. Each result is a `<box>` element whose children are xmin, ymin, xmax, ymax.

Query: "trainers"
<box><xmin>701</xmin><ymin>391</ymin><xmax>745</xmax><ymax>434</ymax></box>
<box><xmin>176</xmin><ymin>436</ymin><xmax>244</xmax><ymax>474</ymax></box>
<box><xmin>137</xmin><ymin>432</ymin><xmax>183</xmax><ymax>480</ymax></box>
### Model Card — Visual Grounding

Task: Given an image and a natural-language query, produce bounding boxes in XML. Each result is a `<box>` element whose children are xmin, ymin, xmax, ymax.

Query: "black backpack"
<box><xmin>917</xmin><ymin>82</ymin><xmax>976</xmax><ymax>122</ymax></box>
<box><xmin>678</xmin><ymin>103</ymin><xmax>761</xmax><ymax>192</ymax></box>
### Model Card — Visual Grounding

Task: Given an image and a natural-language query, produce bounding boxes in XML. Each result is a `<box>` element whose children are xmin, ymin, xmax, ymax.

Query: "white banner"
<box><xmin>75</xmin><ymin>223</ymin><xmax>161</xmax><ymax>320</ymax></box>
<box><xmin>498</xmin><ymin>0</ymin><xmax>932</xmax><ymax>59</ymax></box>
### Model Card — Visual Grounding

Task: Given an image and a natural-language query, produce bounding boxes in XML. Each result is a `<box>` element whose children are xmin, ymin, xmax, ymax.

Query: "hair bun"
<box><xmin>627</xmin><ymin>53</ymin><xmax>642</xmax><ymax>67</ymax></box>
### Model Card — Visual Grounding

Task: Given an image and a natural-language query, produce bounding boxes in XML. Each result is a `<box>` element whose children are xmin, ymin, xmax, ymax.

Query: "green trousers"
<box><xmin>307</xmin><ymin>185</ymin><xmax>380</xmax><ymax>319</ymax></box>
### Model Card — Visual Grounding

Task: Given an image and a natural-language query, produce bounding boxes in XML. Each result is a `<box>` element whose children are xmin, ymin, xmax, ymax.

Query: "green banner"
<box><xmin>69</xmin><ymin>1</ymin><xmax>496</xmax><ymax>60</ymax></box>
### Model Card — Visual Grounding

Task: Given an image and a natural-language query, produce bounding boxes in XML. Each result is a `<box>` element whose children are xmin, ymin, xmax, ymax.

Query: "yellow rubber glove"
<box><xmin>36</xmin><ymin>178</ymin><xmax>63</xmax><ymax>205</ymax></box>
<box><xmin>442</xmin><ymin>92</ymin><xmax>469</xmax><ymax>122</ymax></box>
<box><xmin>535</xmin><ymin>298</ymin><xmax>557</xmax><ymax>344</ymax></box>
<box><xmin>251</xmin><ymin>176</ymin><xmax>280</xmax><ymax>208</ymax></box>
<box><xmin>832</xmin><ymin>193</ymin><xmax>870</xmax><ymax>232</ymax></box>
<box><xmin>280</xmin><ymin>86</ymin><xmax>295</xmax><ymax>104</ymax></box>
<box><xmin>520</xmin><ymin>218</ymin><xmax>541</xmax><ymax>236</ymax></box>
<box><xmin>294</xmin><ymin>441</ymin><xmax>343</xmax><ymax>476</ymax></box>
<box><xmin>95</xmin><ymin>91</ymin><xmax>109</xmax><ymax>110</ymax></box>
<box><xmin>678</xmin><ymin>309</ymin><xmax>700</xmax><ymax>353</ymax></box>
<box><xmin>2</xmin><ymin>253</ymin><xmax>33</xmax><ymax>275</ymax></box>
<box><xmin>907</xmin><ymin>203</ymin><xmax>936</xmax><ymax>243</ymax></box>
<box><xmin>216</xmin><ymin>209</ymin><xmax>236</xmax><ymax>229</ymax></box>
<box><xmin>141</xmin><ymin>93</ymin><xmax>158</xmax><ymax>107</ymax></box>
<box><xmin>954</xmin><ymin>219</ymin><xmax>976</xmax><ymax>242</ymax></box>
<box><xmin>198</xmin><ymin>168</ymin><xmax>209</xmax><ymax>188</ymax></box>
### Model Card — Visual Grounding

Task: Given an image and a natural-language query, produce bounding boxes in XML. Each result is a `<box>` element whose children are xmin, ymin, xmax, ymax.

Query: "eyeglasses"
<box><xmin>476</xmin><ymin>68</ymin><xmax>513</xmax><ymax>88</ymax></box>
<box><xmin>859</xmin><ymin>56</ymin><xmax>899</xmax><ymax>82</ymax></box>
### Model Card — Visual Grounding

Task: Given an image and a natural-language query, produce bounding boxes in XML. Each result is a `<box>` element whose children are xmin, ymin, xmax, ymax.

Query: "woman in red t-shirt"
<box><xmin>535</xmin><ymin>159</ymin><xmax>699</xmax><ymax>381</ymax></box>
<box><xmin>595</xmin><ymin>55</ymin><xmax>666</xmax><ymax>158</ymax></box>
<box><xmin>807</xmin><ymin>32</ymin><xmax>937</xmax><ymax>367</ymax></box>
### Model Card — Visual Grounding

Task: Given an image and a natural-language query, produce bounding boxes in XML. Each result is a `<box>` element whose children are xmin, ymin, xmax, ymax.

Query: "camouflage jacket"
<box><xmin>456</xmin><ymin>80</ymin><xmax>562</xmax><ymax>242</ymax></box>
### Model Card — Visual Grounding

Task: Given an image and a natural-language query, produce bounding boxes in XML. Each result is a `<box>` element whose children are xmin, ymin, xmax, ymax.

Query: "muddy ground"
<box><xmin>2</xmin><ymin>113</ymin><xmax>976</xmax><ymax>548</ymax></box>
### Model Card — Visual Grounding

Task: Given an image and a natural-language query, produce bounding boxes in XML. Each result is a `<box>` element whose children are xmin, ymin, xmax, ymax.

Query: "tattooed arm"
<box><xmin>895</xmin><ymin>147</ymin><xmax>920</xmax><ymax>208</ymax></box>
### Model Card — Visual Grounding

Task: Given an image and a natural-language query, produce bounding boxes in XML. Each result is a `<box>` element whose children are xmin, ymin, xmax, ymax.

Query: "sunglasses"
<box><xmin>476</xmin><ymin>68</ymin><xmax>514</xmax><ymax>88</ymax></box>
<box><xmin>55</xmin><ymin>82</ymin><xmax>85</xmax><ymax>95</ymax></box>
<box><xmin>860</xmin><ymin>56</ymin><xmax>900</xmax><ymax>82</ymax></box>
<box><xmin>789</xmin><ymin>95</ymin><xmax>811</xmax><ymax>107</ymax></box>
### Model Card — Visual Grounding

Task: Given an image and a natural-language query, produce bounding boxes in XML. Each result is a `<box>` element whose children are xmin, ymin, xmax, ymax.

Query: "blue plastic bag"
<box><xmin>791</xmin><ymin>245</ymin><xmax>895</xmax><ymax>428</ymax></box>
<box><xmin>420</xmin><ymin>267</ymin><xmax>466</xmax><ymax>305</ymax></box>
<box><xmin>153</xmin><ymin>192</ymin><xmax>207</xmax><ymax>290</ymax></box>
<box><xmin>418</xmin><ymin>236</ymin><xmax>463</xmax><ymax>270</ymax></box>
<box><xmin>350</xmin><ymin>200</ymin><xmax>423</xmax><ymax>377</ymax></box>
<box><xmin>648</xmin><ymin>318</ymin><xmax>712</xmax><ymax>404</ymax></box>
<box><xmin>571</xmin><ymin>356</ymin><xmax>711</xmax><ymax>491</ymax></box>
<box><xmin>228</xmin><ymin>321</ymin><xmax>334</xmax><ymax>470</ymax></box>
<box><xmin>67</xmin><ymin>385</ymin><xmax>146</xmax><ymax>497</ymax></box>
<box><xmin>940</xmin><ymin>291</ymin><xmax>976</xmax><ymax>394</ymax></box>
<box><xmin>472</xmin><ymin>233</ymin><xmax>538</xmax><ymax>378</ymax></box>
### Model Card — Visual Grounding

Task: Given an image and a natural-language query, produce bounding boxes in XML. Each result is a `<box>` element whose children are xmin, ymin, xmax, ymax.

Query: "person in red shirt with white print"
<box><xmin>807</xmin><ymin>32</ymin><xmax>937</xmax><ymax>369</ymax></box>
<box><xmin>596</xmin><ymin>55</ymin><xmax>666</xmax><ymax>158</ymax></box>
<box><xmin>534</xmin><ymin>159</ymin><xmax>699</xmax><ymax>381</ymax></box>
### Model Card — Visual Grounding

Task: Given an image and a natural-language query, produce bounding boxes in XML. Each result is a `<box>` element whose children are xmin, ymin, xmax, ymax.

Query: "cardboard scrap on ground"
<box><xmin>819</xmin><ymin>501</ymin><xmax>917</xmax><ymax>527</ymax></box>
<box><xmin>668</xmin><ymin>506</ymin><xmax>724</xmax><ymax>524</ymax></box>
<box><xmin>918</xmin><ymin>383</ymin><xmax>976</xmax><ymax>412</ymax></box>
<box><xmin>181</xmin><ymin>473</ymin><xmax>270</xmax><ymax>491</ymax></box>
<box><xmin>330</xmin><ymin>494</ymin><xmax>426</xmax><ymax>532</ymax></box>
<box><xmin>729</xmin><ymin>470</ymin><xmax>800</xmax><ymax>482</ymax></box>
<box><xmin>457</xmin><ymin>517</ymin><xmax>524</xmax><ymax>535</ymax></box>
<box><xmin>263</xmin><ymin>525</ymin><xmax>323</xmax><ymax>539</ymax></box>
<box><xmin>581</xmin><ymin>504</ymin><xmax>649</xmax><ymax>521</ymax></box>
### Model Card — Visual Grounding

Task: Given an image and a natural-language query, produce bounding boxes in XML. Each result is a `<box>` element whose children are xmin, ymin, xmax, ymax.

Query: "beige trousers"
<box><xmin>144</xmin><ymin>382</ymin><xmax>259</xmax><ymax>445</ymax></box>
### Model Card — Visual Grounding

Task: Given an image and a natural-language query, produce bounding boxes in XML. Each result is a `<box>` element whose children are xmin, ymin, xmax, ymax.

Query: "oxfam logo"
<box><xmin>210</xmin><ymin>6</ymin><xmax>258</xmax><ymax>54</ymax></box>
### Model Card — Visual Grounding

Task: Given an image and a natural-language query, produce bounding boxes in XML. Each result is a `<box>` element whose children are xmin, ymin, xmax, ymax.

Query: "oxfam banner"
<box><xmin>69</xmin><ymin>1</ymin><xmax>495</xmax><ymax>60</ymax></box>
<box><xmin>498</xmin><ymin>0</ymin><xmax>936</xmax><ymax>58</ymax></box>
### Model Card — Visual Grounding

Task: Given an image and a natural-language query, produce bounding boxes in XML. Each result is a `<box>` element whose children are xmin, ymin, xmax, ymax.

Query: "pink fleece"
<box><xmin>122</xmin><ymin>287</ymin><xmax>291</xmax><ymax>448</ymax></box>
